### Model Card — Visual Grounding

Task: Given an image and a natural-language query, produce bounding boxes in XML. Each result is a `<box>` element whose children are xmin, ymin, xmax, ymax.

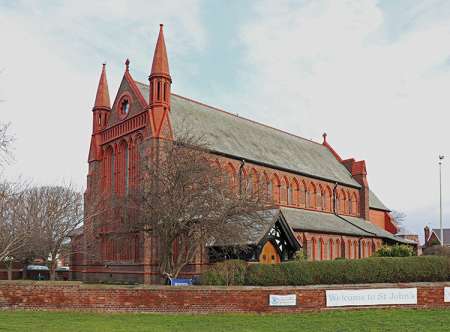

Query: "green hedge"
<box><xmin>199</xmin><ymin>260</ymin><xmax>247</xmax><ymax>286</ymax></box>
<box><xmin>200</xmin><ymin>256</ymin><xmax>450</xmax><ymax>286</ymax></box>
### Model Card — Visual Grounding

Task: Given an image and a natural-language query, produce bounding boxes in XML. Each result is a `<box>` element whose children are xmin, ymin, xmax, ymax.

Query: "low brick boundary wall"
<box><xmin>0</xmin><ymin>281</ymin><xmax>449</xmax><ymax>313</ymax></box>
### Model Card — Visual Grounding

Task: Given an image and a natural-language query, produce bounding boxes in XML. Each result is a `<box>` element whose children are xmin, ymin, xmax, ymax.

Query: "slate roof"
<box><xmin>209</xmin><ymin>209</ymin><xmax>301</xmax><ymax>247</ymax></box>
<box><xmin>431</xmin><ymin>228</ymin><xmax>450</xmax><ymax>245</ymax></box>
<box><xmin>280</xmin><ymin>207</ymin><xmax>410</xmax><ymax>244</ymax></box>
<box><xmin>135</xmin><ymin>81</ymin><xmax>360</xmax><ymax>188</ymax></box>
<box><xmin>369</xmin><ymin>189</ymin><xmax>390</xmax><ymax>211</ymax></box>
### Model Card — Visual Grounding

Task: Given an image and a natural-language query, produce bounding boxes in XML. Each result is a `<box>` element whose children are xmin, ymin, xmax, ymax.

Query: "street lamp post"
<box><xmin>439</xmin><ymin>155</ymin><xmax>445</xmax><ymax>247</ymax></box>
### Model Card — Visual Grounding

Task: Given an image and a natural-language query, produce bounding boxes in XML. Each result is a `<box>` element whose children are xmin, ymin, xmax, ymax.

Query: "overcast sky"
<box><xmin>1</xmin><ymin>0</ymin><xmax>449</xmax><ymax>242</ymax></box>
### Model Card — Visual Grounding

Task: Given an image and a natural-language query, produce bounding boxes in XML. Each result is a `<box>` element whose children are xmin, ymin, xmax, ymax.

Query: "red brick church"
<box><xmin>70</xmin><ymin>25</ymin><xmax>413</xmax><ymax>283</ymax></box>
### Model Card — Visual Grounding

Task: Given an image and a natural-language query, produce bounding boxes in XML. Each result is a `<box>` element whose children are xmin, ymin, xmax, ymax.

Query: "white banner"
<box><xmin>326</xmin><ymin>288</ymin><xmax>417</xmax><ymax>307</ymax></box>
<box><xmin>444</xmin><ymin>287</ymin><xmax>450</xmax><ymax>302</ymax></box>
<box><xmin>269</xmin><ymin>294</ymin><xmax>296</xmax><ymax>306</ymax></box>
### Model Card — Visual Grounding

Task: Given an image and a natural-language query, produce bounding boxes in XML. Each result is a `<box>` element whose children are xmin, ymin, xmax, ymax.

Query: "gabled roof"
<box><xmin>208</xmin><ymin>209</ymin><xmax>299</xmax><ymax>248</ymax></box>
<box><xmin>431</xmin><ymin>228</ymin><xmax>450</xmax><ymax>245</ymax></box>
<box><xmin>135</xmin><ymin>81</ymin><xmax>360</xmax><ymax>187</ymax></box>
<box><xmin>369</xmin><ymin>189</ymin><xmax>390</xmax><ymax>211</ymax></box>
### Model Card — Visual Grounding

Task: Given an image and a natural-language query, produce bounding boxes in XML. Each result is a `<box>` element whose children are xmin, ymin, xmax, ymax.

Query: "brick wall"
<box><xmin>0</xmin><ymin>282</ymin><xmax>449</xmax><ymax>313</ymax></box>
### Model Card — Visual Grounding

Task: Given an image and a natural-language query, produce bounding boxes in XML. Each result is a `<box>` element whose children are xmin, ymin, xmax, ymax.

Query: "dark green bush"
<box><xmin>374</xmin><ymin>244</ymin><xmax>414</xmax><ymax>257</ymax></box>
<box><xmin>200</xmin><ymin>256</ymin><xmax>449</xmax><ymax>286</ymax></box>
<box><xmin>199</xmin><ymin>260</ymin><xmax>247</xmax><ymax>286</ymax></box>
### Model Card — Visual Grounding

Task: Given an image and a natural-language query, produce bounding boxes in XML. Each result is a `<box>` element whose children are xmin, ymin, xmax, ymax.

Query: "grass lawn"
<box><xmin>0</xmin><ymin>308</ymin><xmax>449</xmax><ymax>332</ymax></box>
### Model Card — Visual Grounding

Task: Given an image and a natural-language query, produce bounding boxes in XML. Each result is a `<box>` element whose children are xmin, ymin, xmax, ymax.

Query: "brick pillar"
<box><xmin>342</xmin><ymin>159</ymin><xmax>369</xmax><ymax>221</ymax></box>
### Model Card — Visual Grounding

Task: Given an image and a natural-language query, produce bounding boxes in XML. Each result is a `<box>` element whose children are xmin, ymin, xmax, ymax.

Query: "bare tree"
<box><xmin>22</xmin><ymin>185</ymin><xmax>83</xmax><ymax>280</ymax></box>
<box><xmin>101</xmin><ymin>133</ymin><xmax>270</xmax><ymax>280</ymax></box>
<box><xmin>391</xmin><ymin>210</ymin><xmax>407</xmax><ymax>232</ymax></box>
<box><xmin>0</xmin><ymin>123</ymin><xmax>14</xmax><ymax>166</ymax></box>
<box><xmin>0</xmin><ymin>181</ymin><xmax>30</xmax><ymax>280</ymax></box>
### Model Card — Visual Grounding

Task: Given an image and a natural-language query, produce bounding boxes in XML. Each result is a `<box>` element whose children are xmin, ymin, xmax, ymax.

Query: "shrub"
<box><xmin>423</xmin><ymin>245</ymin><xmax>450</xmax><ymax>256</ymax></box>
<box><xmin>245</xmin><ymin>256</ymin><xmax>449</xmax><ymax>286</ymax></box>
<box><xmin>199</xmin><ymin>260</ymin><xmax>247</xmax><ymax>286</ymax></box>
<box><xmin>200</xmin><ymin>256</ymin><xmax>449</xmax><ymax>286</ymax></box>
<box><xmin>374</xmin><ymin>244</ymin><xmax>414</xmax><ymax>257</ymax></box>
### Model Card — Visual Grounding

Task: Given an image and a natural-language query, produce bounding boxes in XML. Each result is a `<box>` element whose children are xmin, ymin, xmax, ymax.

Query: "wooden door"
<box><xmin>259</xmin><ymin>242</ymin><xmax>281</xmax><ymax>264</ymax></box>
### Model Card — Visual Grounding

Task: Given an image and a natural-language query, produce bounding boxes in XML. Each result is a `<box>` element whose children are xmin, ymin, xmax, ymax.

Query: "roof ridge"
<box><xmin>134</xmin><ymin>80</ymin><xmax>324</xmax><ymax>147</ymax></box>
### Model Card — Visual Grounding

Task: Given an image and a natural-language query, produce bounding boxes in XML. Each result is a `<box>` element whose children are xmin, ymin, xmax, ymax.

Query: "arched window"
<box><xmin>267</xmin><ymin>178</ymin><xmax>273</xmax><ymax>201</ymax></box>
<box><xmin>351</xmin><ymin>192</ymin><xmax>358</xmax><ymax>215</ymax></box>
<box><xmin>335</xmin><ymin>239</ymin><xmax>340</xmax><ymax>258</ymax></box>
<box><xmin>361</xmin><ymin>241</ymin><xmax>366</xmax><ymax>258</ymax></box>
<box><xmin>272</xmin><ymin>175</ymin><xmax>280</xmax><ymax>204</ymax></box>
<box><xmin>354</xmin><ymin>240</ymin><xmax>358</xmax><ymax>259</ymax></box>
<box><xmin>280</xmin><ymin>177</ymin><xmax>288</xmax><ymax>205</ymax></box>
<box><xmin>348</xmin><ymin>240</ymin><xmax>352</xmax><ymax>259</ymax></box>
<box><xmin>299</xmin><ymin>181</ymin><xmax>307</xmax><ymax>207</ymax></box>
<box><xmin>103</xmin><ymin>146</ymin><xmax>114</xmax><ymax>192</ymax></box>
<box><xmin>324</xmin><ymin>239</ymin><xmax>329</xmax><ymax>260</ymax></box>
<box><xmin>118</xmin><ymin>141</ymin><xmax>128</xmax><ymax>195</ymax></box>
<box><xmin>329</xmin><ymin>239</ymin><xmax>333</xmax><ymax>260</ymax></box>
<box><xmin>317</xmin><ymin>187</ymin><xmax>323</xmax><ymax>210</ymax></box>
<box><xmin>340</xmin><ymin>190</ymin><xmax>347</xmax><ymax>214</ymax></box>
<box><xmin>324</xmin><ymin>186</ymin><xmax>332</xmax><ymax>212</ymax></box>
<box><xmin>347</xmin><ymin>191</ymin><xmax>352</xmax><ymax>214</ymax></box>
<box><xmin>291</xmin><ymin>179</ymin><xmax>299</xmax><ymax>206</ymax></box>
<box><xmin>311</xmin><ymin>238</ymin><xmax>316</xmax><ymax>261</ymax></box>
<box><xmin>157</xmin><ymin>81</ymin><xmax>161</xmax><ymax>100</ymax></box>
<box><xmin>111</xmin><ymin>147</ymin><xmax>116</xmax><ymax>193</ymax></box>
<box><xmin>287</xmin><ymin>184</ymin><xmax>293</xmax><ymax>205</ymax></box>
<box><xmin>317</xmin><ymin>238</ymin><xmax>322</xmax><ymax>261</ymax></box>
<box><xmin>225</xmin><ymin>163</ymin><xmax>236</xmax><ymax>190</ymax></box>
<box><xmin>248</xmin><ymin>169</ymin><xmax>258</xmax><ymax>197</ymax></box>
<box><xmin>307</xmin><ymin>183</ymin><xmax>316</xmax><ymax>209</ymax></box>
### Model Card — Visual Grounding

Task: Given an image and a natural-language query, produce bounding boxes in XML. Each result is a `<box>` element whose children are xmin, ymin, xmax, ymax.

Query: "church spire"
<box><xmin>148</xmin><ymin>24</ymin><xmax>172</xmax><ymax>139</ymax></box>
<box><xmin>92</xmin><ymin>63</ymin><xmax>111</xmax><ymax>135</ymax></box>
<box><xmin>93</xmin><ymin>63</ymin><xmax>111</xmax><ymax>110</ymax></box>
<box><xmin>150</xmin><ymin>24</ymin><xmax>171</xmax><ymax>81</ymax></box>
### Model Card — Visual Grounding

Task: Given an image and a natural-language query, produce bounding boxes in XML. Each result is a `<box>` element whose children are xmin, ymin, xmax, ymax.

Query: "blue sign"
<box><xmin>170</xmin><ymin>278</ymin><xmax>193</xmax><ymax>286</ymax></box>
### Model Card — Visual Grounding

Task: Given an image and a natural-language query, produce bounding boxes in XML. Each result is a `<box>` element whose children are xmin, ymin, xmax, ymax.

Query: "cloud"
<box><xmin>235</xmin><ymin>0</ymin><xmax>450</xmax><ymax>237</ymax></box>
<box><xmin>0</xmin><ymin>0</ymin><xmax>205</xmax><ymax>187</ymax></box>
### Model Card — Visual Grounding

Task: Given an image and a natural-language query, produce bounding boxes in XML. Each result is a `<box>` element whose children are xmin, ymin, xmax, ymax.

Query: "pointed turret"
<box><xmin>93</xmin><ymin>63</ymin><xmax>111</xmax><ymax>111</ymax></box>
<box><xmin>148</xmin><ymin>24</ymin><xmax>172</xmax><ymax>139</ymax></box>
<box><xmin>150</xmin><ymin>24</ymin><xmax>171</xmax><ymax>81</ymax></box>
<box><xmin>89</xmin><ymin>63</ymin><xmax>111</xmax><ymax>163</ymax></box>
<box><xmin>92</xmin><ymin>64</ymin><xmax>111</xmax><ymax>134</ymax></box>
